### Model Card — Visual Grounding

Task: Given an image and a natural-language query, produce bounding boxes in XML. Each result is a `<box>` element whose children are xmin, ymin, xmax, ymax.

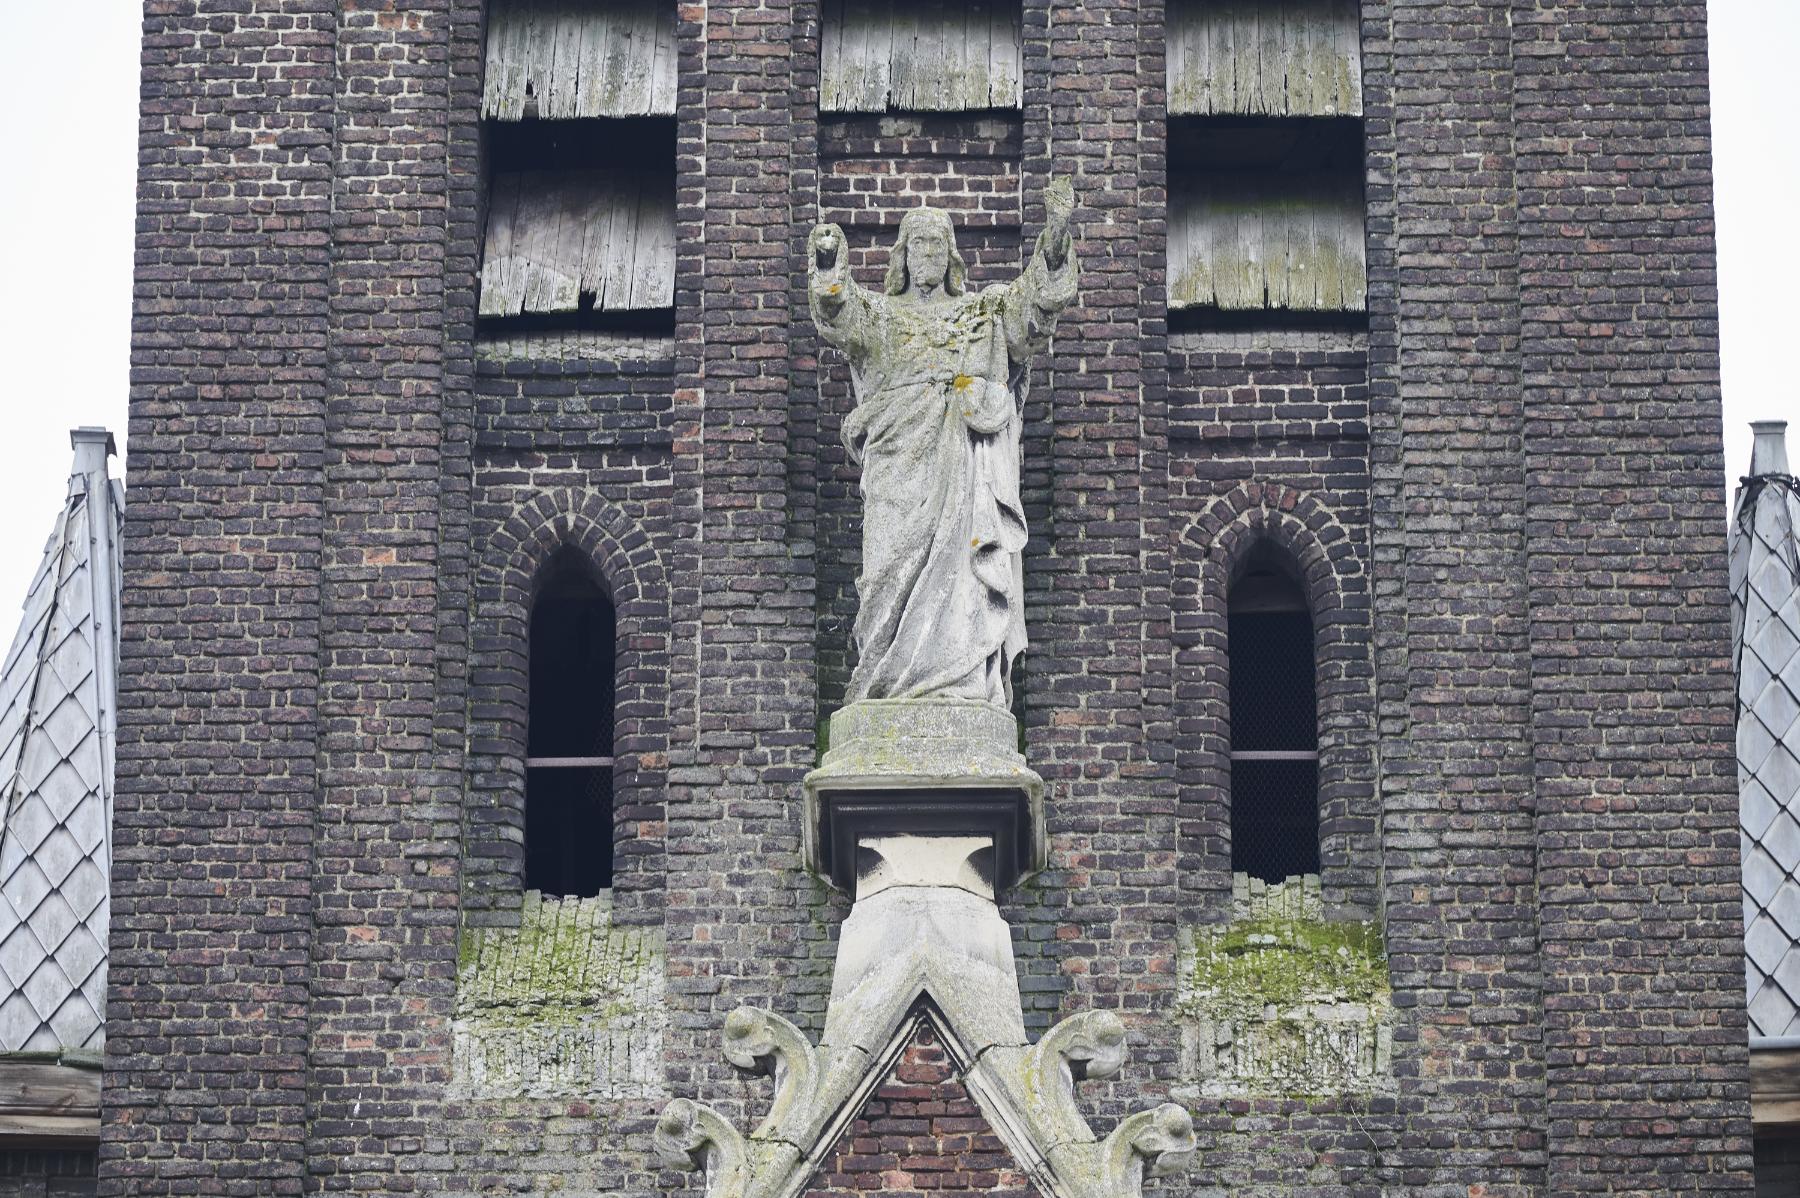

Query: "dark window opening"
<box><xmin>1228</xmin><ymin>544</ymin><xmax>1320</xmax><ymax>883</ymax></box>
<box><xmin>526</xmin><ymin>548</ymin><xmax>616</xmax><ymax>896</ymax></box>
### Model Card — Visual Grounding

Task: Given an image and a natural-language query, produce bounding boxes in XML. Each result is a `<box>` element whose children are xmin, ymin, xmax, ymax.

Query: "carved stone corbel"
<box><xmin>654</xmin><ymin>1097</ymin><xmax>748</xmax><ymax>1198</ymax></box>
<box><xmin>1099</xmin><ymin>1104</ymin><xmax>1197</xmax><ymax>1198</ymax></box>
<box><xmin>720</xmin><ymin>1006</ymin><xmax>818</xmax><ymax>1143</ymax></box>
<box><xmin>1016</xmin><ymin>1009</ymin><xmax>1128</xmax><ymax>1152</ymax></box>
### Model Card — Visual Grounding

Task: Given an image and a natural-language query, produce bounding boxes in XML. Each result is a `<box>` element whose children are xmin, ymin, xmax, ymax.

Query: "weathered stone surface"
<box><xmin>657</xmin><ymin>835</ymin><xmax>1194</xmax><ymax>1198</ymax></box>
<box><xmin>451</xmin><ymin>893</ymin><xmax>667</xmax><ymax>1100</ymax></box>
<box><xmin>1173</xmin><ymin>874</ymin><xmax>1392</xmax><ymax>1099</ymax></box>
<box><xmin>803</xmin><ymin>698</ymin><xmax>1046</xmax><ymax>890</ymax></box>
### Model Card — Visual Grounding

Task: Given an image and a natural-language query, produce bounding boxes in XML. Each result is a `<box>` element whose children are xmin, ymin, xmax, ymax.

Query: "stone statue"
<box><xmin>808</xmin><ymin>179</ymin><xmax>1078</xmax><ymax>709</ymax></box>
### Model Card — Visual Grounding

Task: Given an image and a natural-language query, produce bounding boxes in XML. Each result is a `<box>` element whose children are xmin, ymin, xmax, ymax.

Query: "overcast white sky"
<box><xmin>0</xmin><ymin>2</ymin><xmax>1789</xmax><ymax>614</ymax></box>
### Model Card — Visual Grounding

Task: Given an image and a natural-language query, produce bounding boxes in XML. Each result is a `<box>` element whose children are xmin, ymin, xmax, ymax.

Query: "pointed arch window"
<box><xmin>1227</xmin><ymin>543</ymin><xmax>1320</xmax><ymax>883</ymax></box>
<box><xmin>526</xmin><ymin>548</ymin><xmax>616</xmax><ymax>896</ymax></box>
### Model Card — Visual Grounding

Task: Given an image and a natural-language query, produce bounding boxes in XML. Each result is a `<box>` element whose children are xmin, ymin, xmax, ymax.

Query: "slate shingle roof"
<box><xmin>0</xmin><ymin>432</ymin><xmax>121</xmax><ymax>1053</ymax></box>
<box><xmin>1733</xmin><ymin>427</ymin><xmax>1800</xmax><ymax>1038</ymax></box>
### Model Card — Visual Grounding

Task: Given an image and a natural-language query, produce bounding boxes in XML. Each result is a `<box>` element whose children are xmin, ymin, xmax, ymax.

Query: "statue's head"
<box><xmin>885</xmin><ymin>207</ymin><xmax>967</xmax><ymax>299</ymax></box>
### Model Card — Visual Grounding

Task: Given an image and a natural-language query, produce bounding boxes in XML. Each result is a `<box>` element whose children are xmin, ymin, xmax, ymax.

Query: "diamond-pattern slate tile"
<box><xmin>0</xmin><ymin>454</ymin><xmax>121</xmax><ymax>1052</ymax></box>
<box><xmin>1745</xmin><ymin>842</ymin><xmax>1785</xmax><ymax>908</ymax></box>
<box><xmin>1734</xmin><ymin>471</ymin><xmax>1800</xmax><ymax>1036</ymax></box>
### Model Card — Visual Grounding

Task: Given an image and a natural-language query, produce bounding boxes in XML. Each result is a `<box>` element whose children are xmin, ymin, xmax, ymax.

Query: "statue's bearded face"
<box><xmin>905</xmin><ymin>226</ymin><xmax>952</xmax><ymax>294</ymax></box>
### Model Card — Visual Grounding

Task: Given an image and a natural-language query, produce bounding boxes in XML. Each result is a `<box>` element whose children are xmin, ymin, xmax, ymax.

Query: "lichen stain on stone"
<box><xmin>1174</xmin><ymin>875</ymin><xmax>1394</xmax><ymax>1099</ymax></box>
<box><xmin>953</xmin><ymin>374</ymin><xmax>974</xmax><ymax>390</ymax></box>
<box><xmin>450</xmin><ymin>892</ymin><xmax>669</xmax><ymax>1100</ymax></box>
<box><xmin>1178</xmin><ymin>909</ymin><xmax>1387</xmax><ymax>1021</ymax></box>
<box><xmin>457</xmin><ymin>892</ymin><xmax>661</xmax><ymax>1025</ymax></box>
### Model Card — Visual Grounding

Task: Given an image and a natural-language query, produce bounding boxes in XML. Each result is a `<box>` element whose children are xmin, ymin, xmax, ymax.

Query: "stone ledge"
<box><xmin>802</xmin><ymin>699</ymin><xmax>1046</xmax><ymax>892</ymax></box>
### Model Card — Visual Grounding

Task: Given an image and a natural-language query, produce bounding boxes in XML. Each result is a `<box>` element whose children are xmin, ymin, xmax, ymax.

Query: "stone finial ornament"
<box><xmin>807</xmin><ymin>180</ymin><xmax>1078</xmax><ymax>708</ymax></box>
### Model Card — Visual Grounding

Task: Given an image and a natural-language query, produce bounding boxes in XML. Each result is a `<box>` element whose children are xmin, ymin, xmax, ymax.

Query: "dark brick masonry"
<box><xmin>804</xmin><ymin>1024</ymin><xmax>1043</xmax><ymax>1198</ymax></box>
<box><xmin>104</xmin><ymin>1</ymin><xmax>1751</xmax><ymax>1195</ymax></box>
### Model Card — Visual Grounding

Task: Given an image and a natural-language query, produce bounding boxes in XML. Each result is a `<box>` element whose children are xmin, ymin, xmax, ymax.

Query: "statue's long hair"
<box><xmin>884</xmin><ymin>207</ymin><xmax>968</xmax><ymax>297</ymax></box>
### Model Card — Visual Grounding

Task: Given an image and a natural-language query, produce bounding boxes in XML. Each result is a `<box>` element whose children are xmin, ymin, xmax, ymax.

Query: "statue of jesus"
<box><xmin>808</xmin><ymin>179</ymin><xmax>1077</xmax><ymax>709</ymax></box>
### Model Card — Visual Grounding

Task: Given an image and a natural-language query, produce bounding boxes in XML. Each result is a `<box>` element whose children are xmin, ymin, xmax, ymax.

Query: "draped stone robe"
<box><xmin>810</xmin><ymin>230</ymin><xmax>1078</xmax><ymax>707</ymax></box>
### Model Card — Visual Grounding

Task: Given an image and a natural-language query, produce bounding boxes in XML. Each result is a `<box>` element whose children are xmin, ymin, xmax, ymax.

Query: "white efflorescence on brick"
<box><xmin>1733</xmin><ymin>422</ymin><xmax>1800</xmax><ymax>1038</ymax></box>
<box><xmin>0</xmin><ymin>432</ymin><xmax>122</xmax><ymax>1054</ymax></box>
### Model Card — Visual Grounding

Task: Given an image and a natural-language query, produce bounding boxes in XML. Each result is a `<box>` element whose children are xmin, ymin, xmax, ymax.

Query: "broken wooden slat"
<box><xmin>1167</xmin><ymin>0</ymin><xmax>1362</xmax><ymax>117</ymax></box>
<box><xmin>986</xmin><ymin>0</ymin><xmax>1020</xmax><ymax>109</ymax></box>
<box><xmin>628</xmin><ymin>173</ymin><xmax>677</xmax><ymax>310</ymax></box>
<box><xmin>822</xmin><ymin>0</ymin><xmax>1024</xmax><ymax>112</ymax></box>
<box><xmin>650</xmin><ymin>0</ymin><xmax>677</xmax><ymax>113</ymax></box>
<box><xmin>1169</xmin><ymin>172</ymin><xmax>1366</xmax><ymax>312</ymax></box>
<box><xmin>596</xmin><ymin>174</ymin><xmax>640</xmax><ymax>309</ymax></box>
<box><xmin>478</xmin><ymin>174</ymin><xmax>525</xmax><ymax>318</ymax></box>
<box><xmin>480</xmin><ymin>169</ymin><xmax>676</xmax><ymax>316</ymax></box>
<box><xmin>483</xmin><ymin>0</ymin><xmax>678</xmax><ymax>120</ymax></box>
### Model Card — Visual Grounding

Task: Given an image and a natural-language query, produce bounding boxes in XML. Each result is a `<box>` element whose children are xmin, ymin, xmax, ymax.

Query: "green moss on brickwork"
<box><xmin>457</xmin><ymin>892</ymin><xmax>662</xmax><ymax>1028</ymax></box>
<box><xmin>1178</xmin><ymin>909</ymin><xmax>1388</xmax><ymax>1021</ymax></box>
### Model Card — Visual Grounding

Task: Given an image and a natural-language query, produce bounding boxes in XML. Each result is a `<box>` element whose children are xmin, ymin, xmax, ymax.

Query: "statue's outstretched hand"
<box><xmin>811</xmin><ymin>223</ymin><xmax>847</xmax><ymax>273</ymax></box>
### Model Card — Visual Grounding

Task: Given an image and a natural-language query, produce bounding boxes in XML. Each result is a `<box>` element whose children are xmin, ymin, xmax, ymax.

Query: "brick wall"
<box><xmin>105</xmin><ymin>0</ymin><xmax>1752</xmax><ymax>1193</ymax></box>
<box><xmin>805</xmin><ymin>1023</ymin><xmax>1042</xmax><ymax>1198</ymax></box>
<box><xmin>1515</xmin><ymin>5</ymin><xmax>1750</xmax><ymax>1191</ymax></box>
<box><xmin>105</xmin><ymin>2</ymin><xmax>334</xmax><ymax>1192</ymax></box>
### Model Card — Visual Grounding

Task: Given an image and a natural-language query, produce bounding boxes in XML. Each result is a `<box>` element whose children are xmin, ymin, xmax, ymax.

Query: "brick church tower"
<box><xmin>105</xmin><ymin>2</ymin><xmax>1751</xmax><ymax>1195</ymax></box>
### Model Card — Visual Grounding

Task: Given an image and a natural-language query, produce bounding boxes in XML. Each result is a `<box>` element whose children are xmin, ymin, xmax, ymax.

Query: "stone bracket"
<box><xmin>655</xmin><ymin>830</ymin><xmax>1197</xmax><ymax>1198</ymax></box>
<box><xmin>655</xmin><ymin>1001</ymin><xmax>1195</xmax><ymax>1198</ymax></box>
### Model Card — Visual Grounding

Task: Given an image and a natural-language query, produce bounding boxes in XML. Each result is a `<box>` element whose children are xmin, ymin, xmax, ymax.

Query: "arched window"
<box><xmin>1227</xmin><ymin>542</ymin><xmax>1320</xmax><ymax>883</ymax></box>
<box><xmin>526</xmin><ymin>547</ymin><xmax>616</xmax><ymax>896</ymax></box>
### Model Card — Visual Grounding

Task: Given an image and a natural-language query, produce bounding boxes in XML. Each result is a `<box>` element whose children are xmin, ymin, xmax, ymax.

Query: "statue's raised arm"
<box><xmin>808</xmin><ymin>222</ymin><xmax>879</xmax><ymax>363</ymax></box>
<box><xmin>997</xmin><ymin>176</ymin><xmax>1079</xmax><ymax>365</ymax></box>
<box><xmin>808</xmin><ymin>182</ymin><xmax>1080</xmax><ymax>709</ymax></box>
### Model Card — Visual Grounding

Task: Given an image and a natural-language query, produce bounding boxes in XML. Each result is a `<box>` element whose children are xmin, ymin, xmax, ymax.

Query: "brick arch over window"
<box><xmin>1173</xmin><ymin>483</ymin><xmax>1377</xmax><ymax>919</ymax></box>
<box><xmin>465</xmin><ymin>492</ymin><xmax>669</xmax><ymax>925</ymax></box>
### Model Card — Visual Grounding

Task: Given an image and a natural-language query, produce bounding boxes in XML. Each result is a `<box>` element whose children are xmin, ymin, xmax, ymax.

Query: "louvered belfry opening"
<box><xmin>819</xmin><ymin>0</ymin><xmax>1024</xmax><ymax>113</ymax></box>
<box><xmin>1166</xmin><ymin>0</ymin><xmax>1367</xmax><ymax>323</ymax></box>
<box><xmin>1227</xmin><ymin>543</ymin><xmax>1320</xmax><ymax>883</ymax></box>
<box><xmin>478</xmin><ymin>0</ymin><xmax>677</xmax><ymax>344</ymax></box>
<box><xmin>526</xmin><ymin>548</ymin><xmax>617</xmax><ymax>897</ymax></box>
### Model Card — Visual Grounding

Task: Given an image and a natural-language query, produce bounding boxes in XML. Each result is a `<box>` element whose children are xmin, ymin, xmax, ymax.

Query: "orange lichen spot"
<box><xmin>827</xmin><ymin>284</ymin><xmax>842</xmax><ymax>296</ymax></box>
<box><xmin>953</xmin><ymin>374</ymin><xmax>974</xmax><ymax>390</ymax></box>
<box><xmin>972</xmin><ymin>537</ymin><xmax>982</xmax><ymax>547</ymax></box>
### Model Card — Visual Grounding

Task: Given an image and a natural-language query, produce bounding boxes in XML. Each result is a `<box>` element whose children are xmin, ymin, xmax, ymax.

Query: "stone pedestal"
<box><xmin>801</xmin><ymin>698</ymin><xmax>1046</xmax><ymax>892</ymax></box>
<box><xmin>657</xmin><ymin>704</ymin><xmax>1195</xmax><ymax>1198</ymax></box>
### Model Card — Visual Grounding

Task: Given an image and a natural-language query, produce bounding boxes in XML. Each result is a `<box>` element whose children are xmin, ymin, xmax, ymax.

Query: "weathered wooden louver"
<box><xmin>483</xmin><ymin>0</ymin><xmax>677</xmax><ymax>120</ymax></box>
<box><xmin>821</xmin><ymin>0</ymin><xmax>1023</xmax><ymax>112</ymax></box>
<box><xmin>1169</xmin><ymin>173</ymin><xmax>1366</xmax><ymax>312</ymax></box>
<box><xmin>480</xmin><ymin>169</ymin><xmax>676</xmax><ymax>316</ymax></box>
<box><xmin>1168</xmin><ymin>0</ymin><xmax>1362</xmax><ymax>118</ymax></box>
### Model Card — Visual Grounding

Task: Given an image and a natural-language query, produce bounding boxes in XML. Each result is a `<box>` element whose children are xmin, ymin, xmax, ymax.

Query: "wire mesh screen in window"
<box><xmin>526</xmin><ymin>767</ymin><xmax>614</xmax><ymax>896</ymax></box>
<box><xmin>529</xmin><ymin>553</ymin><xmax>617</xmax><ymax>757</ymax></box>
<box><xmin>1226</xmin><ymin>609</ymin><xmax>1316</xmax><ymax>751</ymax></box>
<box><xmin>1229</xmin><ymin>758</ymin><xmax>1320</xmax><ymax>882</ymax></box>
<box><xmin>1227</xmin><ymin>561</ymin><xmax>1320</xmax><ymax>883</ymax></box>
